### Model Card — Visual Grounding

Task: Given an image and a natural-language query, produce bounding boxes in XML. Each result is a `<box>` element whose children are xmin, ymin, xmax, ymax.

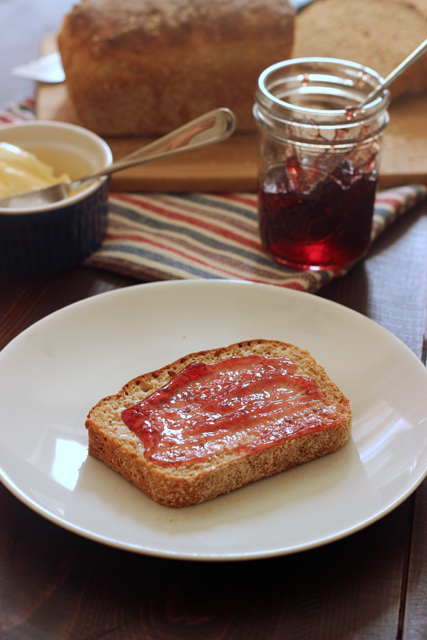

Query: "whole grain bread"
<box><xmin>293</xmin><ymin>0</ymin><xmax>427</xmax><ymax>101</ymax></box>
<box><xmin>57</xmin><ymin>0</ymin><xmax>295</xmax><ymax>136</ymax></box>
<box><xmin>86</xmin><ymin>339</ymin><xmax>352</xmax><ymax>508</ymax></box>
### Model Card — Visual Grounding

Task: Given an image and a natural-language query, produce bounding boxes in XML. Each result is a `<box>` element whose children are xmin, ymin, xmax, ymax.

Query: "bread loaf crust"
<box><xmin>293</xmin><ymin>0</ymin><xmax>427</xmax><ymax>101</ymax></box>
<box><xmin>57</xmin><ymin>0</ymin><xmax>294</xmax><ymax>136</ymax></box>
<box><xmin>86</xmin><ymin>339</ymin><xmax>352</xmax><ymax>508</ymax></box>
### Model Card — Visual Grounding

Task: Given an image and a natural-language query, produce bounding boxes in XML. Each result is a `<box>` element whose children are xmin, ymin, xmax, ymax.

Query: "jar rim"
<box><xmin>256</xmin><ymin>57</ymin><xmax>390</xmax><ymax>124</ymax></box>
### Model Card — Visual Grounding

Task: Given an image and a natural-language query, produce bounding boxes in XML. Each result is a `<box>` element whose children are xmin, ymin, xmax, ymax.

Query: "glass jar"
<box><xmin>253</xmin><ymin>58</ymin><xmax>390</xmax><ymax>271</ymax></box>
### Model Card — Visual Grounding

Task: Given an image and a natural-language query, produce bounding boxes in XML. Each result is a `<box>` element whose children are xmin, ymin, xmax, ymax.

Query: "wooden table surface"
<box><xmin>2</xmin><ymin>2</ymin><xmax>427</xmax><ymax>639</ymax></box>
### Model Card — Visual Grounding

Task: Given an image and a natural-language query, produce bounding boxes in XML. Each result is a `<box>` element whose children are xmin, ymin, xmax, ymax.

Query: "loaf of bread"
<box><xmin>57</xmin><ymin>0</ymin><xmax>295</xmax><ymax>136</ymax></box>
<box><xmin>86</xmin><ymin>339</ymin><xmax>352</xmax><ymax>508</ymax></box>
<box><xmin>293</xmin><ymin>0</ymin><xmax>427</xmax><ymax>101</ymax></box>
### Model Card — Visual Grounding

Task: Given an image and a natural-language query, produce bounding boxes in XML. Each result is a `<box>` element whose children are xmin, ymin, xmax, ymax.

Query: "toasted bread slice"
<box><xmin>86</xmin><ymin>339</ymin><xmax>352</xmax><ymax>508</ymax></box>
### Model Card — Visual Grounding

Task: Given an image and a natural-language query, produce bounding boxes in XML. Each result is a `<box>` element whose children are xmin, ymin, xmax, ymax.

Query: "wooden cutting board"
<box><xmin>37</xmin><ymin>35</ymin><xmax>427</xmax><ymax>192</ymax></box>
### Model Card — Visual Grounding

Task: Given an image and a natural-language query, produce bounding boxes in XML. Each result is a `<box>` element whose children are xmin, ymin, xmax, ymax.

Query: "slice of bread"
<box><xmin>86</xmin><ymin>339</ymin><xmax>352</xmax><ymax>508</ymax></box>
<box><xmin>293</xmin><ymin>0</ymin><xmax>427</xmax><ymax>101</ymax></box>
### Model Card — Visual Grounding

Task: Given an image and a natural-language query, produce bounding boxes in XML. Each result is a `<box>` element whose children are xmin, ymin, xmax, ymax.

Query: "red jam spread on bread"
<box><xmin>121</xmin><ymin>355</ymin><xmax>344</xmax><ymax>466</ymax></box>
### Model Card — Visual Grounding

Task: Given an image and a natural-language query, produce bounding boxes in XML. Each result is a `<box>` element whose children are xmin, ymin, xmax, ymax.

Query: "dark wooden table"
<box><xmin>2</xmin><ymin>2</ymin><xmax>427</xmax><ymax>638</ymax></box>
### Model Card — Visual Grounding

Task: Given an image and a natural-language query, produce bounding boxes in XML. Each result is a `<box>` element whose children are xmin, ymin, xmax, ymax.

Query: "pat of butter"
<box><xmin>0</xmin><ymin>142</ymin><xmax>70</xmax><ymax>198</ymax></box>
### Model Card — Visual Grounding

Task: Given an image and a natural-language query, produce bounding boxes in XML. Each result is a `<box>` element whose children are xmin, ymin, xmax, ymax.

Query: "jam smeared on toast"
<box><xmin>122</xmin><ymin>355</ymin><xmax>346</xmax><ymax>466</ymax></box>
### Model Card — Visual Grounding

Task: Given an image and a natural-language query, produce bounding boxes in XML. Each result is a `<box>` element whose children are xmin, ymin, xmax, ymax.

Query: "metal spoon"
<box><xmin>0</xmin><ymin>108</ymin><xmax>236</xmax><ymax>209</ymax></box>
<box><xmin>358</xmin><ymin>38</ymin><xmax>427</xmax><ymax>109</ymax></box>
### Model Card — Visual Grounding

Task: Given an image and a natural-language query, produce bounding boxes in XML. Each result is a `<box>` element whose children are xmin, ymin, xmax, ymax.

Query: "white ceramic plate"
<box><xmin>1</xmin><ymin>280</ymin><xmax>427</xmax><ymax>561</ymax></box>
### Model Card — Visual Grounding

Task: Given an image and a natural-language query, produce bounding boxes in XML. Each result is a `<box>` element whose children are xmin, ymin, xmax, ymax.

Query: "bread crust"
<box><xmin>86</xmin><ymin>339</ymin><xmax>352</xmax><ymax>508</ymax></box>
<box><xmin>293</xmin><ymin>0</ymin><xmax>427</xmax><ymax>101</ymax></box>
<box><xmin>57</xmin><ymin>0</ymin><xmax>294</xmax><ymax>136</ymax></box>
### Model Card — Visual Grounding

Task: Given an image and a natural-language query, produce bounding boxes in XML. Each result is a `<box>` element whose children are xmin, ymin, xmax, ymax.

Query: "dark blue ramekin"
<box><xmin>0</xmin><ymin>121</ymin><xmax>113</xmax><ymax>276</ymax></box>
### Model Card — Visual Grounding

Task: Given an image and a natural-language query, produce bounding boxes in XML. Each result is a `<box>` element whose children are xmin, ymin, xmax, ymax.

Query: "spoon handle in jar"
<box><xmin>359</xmin><ymin>38</ymin><xmax>427</xmax><ymax>108</ymax></box>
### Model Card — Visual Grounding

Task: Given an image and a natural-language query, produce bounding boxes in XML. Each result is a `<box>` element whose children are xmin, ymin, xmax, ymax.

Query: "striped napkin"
<box><xmin>2</xmin><ymin>104</ymin><xmax>426</xmax><ymax>291</ymax></box>
<box><xmin>85</xmin><ymin>185</ymin><xmax>427</xmax><ymax>293</ymax></box>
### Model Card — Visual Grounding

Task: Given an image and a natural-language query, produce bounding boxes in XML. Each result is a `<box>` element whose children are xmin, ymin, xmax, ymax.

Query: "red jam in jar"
<box><xmin>253</xmin><ymin>58</ymin><xmax>390</xmax><ymax>271</ymax></box>
<box><xmin>259</xmin><ymin>161</ymin><xmax>377</xmax><ymax>271</ymax></box>
<box><xmin>121</xmin><ymin>355</ymin><xmax>344</xmax><ymax>467</ymax></box>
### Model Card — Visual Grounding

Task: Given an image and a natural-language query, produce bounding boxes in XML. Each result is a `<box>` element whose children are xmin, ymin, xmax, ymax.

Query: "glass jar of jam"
<box><xmin>253</xmin><ymin>58</ymin><xmax>390</xmax><ymax>271</ymax></box>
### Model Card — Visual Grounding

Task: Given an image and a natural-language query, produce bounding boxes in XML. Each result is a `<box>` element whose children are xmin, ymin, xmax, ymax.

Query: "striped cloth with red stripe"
<box><xmin>85</xmin><ymin>185</ymin><xmax>427</xmax><ymax>293</ymax></box>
